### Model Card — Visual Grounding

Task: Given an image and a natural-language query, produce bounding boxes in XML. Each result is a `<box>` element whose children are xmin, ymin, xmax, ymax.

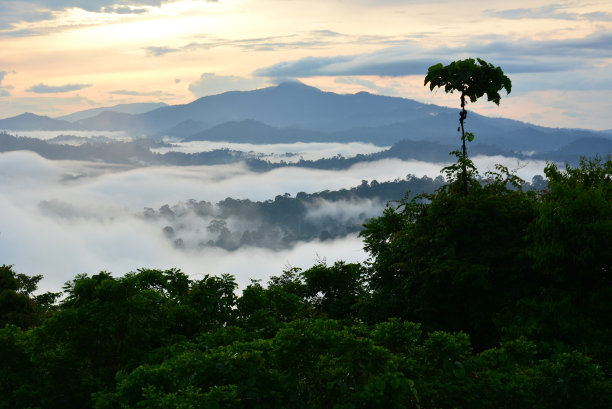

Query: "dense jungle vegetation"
<box><xmin>2</xmin><ymin>60</ymin><xmax>611</xmax><ymax>408</ymax></box>
<box><xmin>2</xmin><ymin>155</ymin><xmax>611</xmax><ymax>409</ymax></box>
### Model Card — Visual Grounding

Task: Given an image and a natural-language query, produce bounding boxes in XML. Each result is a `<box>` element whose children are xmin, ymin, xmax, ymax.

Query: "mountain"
<box><xmin>157</xmin><ymin>119</ymin><xmax>212</xmax><ymax>140</ymax></box>
<box><xmin>56</xmin><ymin>102</ymin><xmax>168</xmax><ymax>122</ymax></box>
<box><xmin>73</xmin><ymin>81</ymin><xmax>446</xmax><ymax>135</ymax></box>
<box><xmin>2</xmin><ymin>82</ymin><xmax>611</xmax><ymax>154</ymax></box>
<box><xmin>184</xmin><ymin>119</ymin><xmax>327</xmax><ymax>143</ymax></box>
<box><xmin>74</xmin><ymin>111</ymin><xmax>153</xmax><ymax>134</ymax></box>
<box><xmin>0</xmin><ymin>113</ymin><xmax>81</xmax><ymax>131</ymax></box>
<box><xmin>550</xmin><ymin>137</ymin><xmax>612</xmax><ymax>159</ymax></box>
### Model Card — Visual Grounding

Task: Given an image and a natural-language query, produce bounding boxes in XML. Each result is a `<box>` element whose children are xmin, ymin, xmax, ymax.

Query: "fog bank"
<box><xmin>0</xmin><ymin>150</ymin><xmax>548</xmax><ymax>292</ymax></box>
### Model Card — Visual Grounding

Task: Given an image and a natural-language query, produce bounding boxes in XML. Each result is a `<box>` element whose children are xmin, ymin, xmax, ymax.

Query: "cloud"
<box><xmin>0</xmin><ymin>2</ymin><xmax>54</xmax><ymax>30</ymax></box>
<box><xmin>27</xmin><ymin>82</ymin><xmax>93</xmax><ymax>93</ymax></box>
<box><xmin>152</xmin><ymin>141</ymin><xmax>388</xmax><ymax>162</ymax></box>
<box><xmin>0</xmin><ymin>70</ymin><xmax>15</xmax><ymax>96</ymax></box>
<box><xmin>254</xmin><ymin>55</ymin><xmax>355</xmax><ymax>78</ymax></box>
<box><xmin>3</xmin><ymin>1</ymin><xmax>167</xmax><ymax>14</ymax></box>
<box><xmin>305</xmin><ymin>198</ymin><xmax>383</xmax><ymax>223</ymax></box>
<box><xmin>254</xmin><ymin>31</ymin><xmax>612</xmax><ymax>80</ymax></box>
<box><xmin>469</xmin><ymin>32</ymin><xmax>612</xmax><ymax>60</ymax></box>
<box><xmin>486</xmin><ymin>4</ymin><xmax>612</xmax><ymax>21</ymax></box>
<box><xmin>0</xmin><ymin>1</ymin><xmax>184</xmax><ymax>32</ymax></box>
<box><xmin>107</xmin><ymin>6</ymin><xmax>148</xmax><ymax>14</ymax></box>
<box><xmin>254</xmin><ymin>51</ymin><xmax>449</xmax><ymax>79</ymax></box>
<box><xmin>334</xmin><ymin>77</ymin><xmax>401</xmax><ymax>96</ymax></box>
<box><xmin>0</xmin><ymin>147</ymin><xmax>548</xmax><ymax>292</ymax></box>
<box><xmin>109</xmin><ymin>89</ymin><xmax>171</xmax><ymax>97</ymax></box>
<box><xmin>188</xmin><ymin>73</ymin><xmax>268</xmax><ymax>98</ymax></box>
<box><xmin>144</xmin><ymin>30</ymin><xmax>416</xmax><ymax>58</ymax></box>
<box><xmin>145</xmin><ymin>46</ymin><xmax>181</xmax><ymax>56</ymax></box>
<box><xmin>309</xmin><ymin>29</ymin><xmax>343</xmax><ymax>37</ymax></box>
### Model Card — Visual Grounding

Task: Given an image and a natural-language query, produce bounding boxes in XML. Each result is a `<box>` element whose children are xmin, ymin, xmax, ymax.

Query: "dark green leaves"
<box><xmin>424</xmin><ymin>58</ymin><xmax>511</xmax><ymax>106</ymax></box>
<box><xmin>425</xmin><ymin>58</ymin><xmax>511</xmax><ymax>195</ymax></box>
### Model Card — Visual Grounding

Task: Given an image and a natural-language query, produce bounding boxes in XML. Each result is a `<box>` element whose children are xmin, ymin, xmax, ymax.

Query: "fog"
<box><xmin>5</xmin><ymin>130</ymin><xmax>132</xmax><ymax>142</ymax></box>
<box><xmin>0</xmin><ymin>150</ymin><xmax>548</xmax><ymax>293</ymax></box>
<box><xmin>153</xmin><ymin>140</ymin><xmax>389</xmax><ymax>162</ymax></box>
<box><xmin>305</xmin><ymin>198</ymin><xmax>384</xmax><ymax>222</ymax></box>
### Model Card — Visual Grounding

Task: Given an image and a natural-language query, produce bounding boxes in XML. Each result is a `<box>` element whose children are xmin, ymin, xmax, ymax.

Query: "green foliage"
<box><xmin>360</xmin><ymin>172</ymin><xmax>537</xmax><ymax>349</ymax></box>
<box><xmin>440</xmin><ymin>148</ymin><xmax>479</xmax><ymax>191</ymax></box>
<box><xmin>425</xmin><ymin>58</ymin><xmax>511</xmax><ymax>195</ymax></box>
<box><xmin>0</xmin><ymin>325</ymin><xmax>37</xmax><ymax>409</ymax></box>
<box><xmin>531</xmin><ymin>156</ymin><xmax>612</xmax><ymax>290</ymax></box>
<box><xmin>150</xmin><ymin>175</ymin><xmax>445</xmax><ymax>251</ymax></box>
<box><xmin>236</xmin><ymin>268</ymin><xmax>308</xmax><ymax>336</ymax></box>
<box><xmin>0</xmin><ymin>265</ymin><xmax>59</xmax><ymax>329</ymax></box>
<box><xmin>301</xmin><ymin>261</ymin><xmax>367</xmax><ymax>319</ymax></box>
<box><xmin>502</xmin><ymin>156</ymin><xmax>612</xmax><ymax>368</ymax></box>
<box><xmin>2</xmin><ymin>155</ymin><xmax>611</xmax><ymax>409</ymax></box>
<box><xmin>531</xmin><ymin>351</ymin><xmax>612</xmax><ymax>409</ymax></box>
<box><xmin>371</xmin><ymin>319</ymin><xmax>422</xmax><ymax>355</ymax></box>
<box><xmin>188</xmin><ymin>273</ymin><xmax>238</xmax><ymax>329</ymax></box>
<box><xmin>424</xmin><ymin>58</ymin><xmax>512</xmax><ymax>106</ymax></box>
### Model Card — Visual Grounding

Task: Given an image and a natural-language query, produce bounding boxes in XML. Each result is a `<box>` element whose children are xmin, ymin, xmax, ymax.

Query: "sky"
<box><xmin>0</xmin><ymin>0</ymin><xmax>611</xmax><ymax>130</ymax></box>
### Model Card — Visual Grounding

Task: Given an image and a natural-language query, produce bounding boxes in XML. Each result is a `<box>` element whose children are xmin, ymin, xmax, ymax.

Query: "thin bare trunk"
<box><xmin>460</xmin><ymin>93</ymin><xmax>468</xmax><ymax>196</ymax></box>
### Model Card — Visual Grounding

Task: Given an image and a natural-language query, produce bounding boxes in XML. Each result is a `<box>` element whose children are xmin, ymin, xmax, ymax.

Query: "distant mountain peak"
<box><xmin>16</xmin><ymin>112</ymin><xmax>46</xmax><ymax>119</ymax></box>
<box><xmin>56</xmin><ymin>102</ymin><xmax>168</xmax><ymax>123</ymax></box>
<box><xmin>0</xmin><ymin>112</ymin><xmax>80</xmax><ymax>131</ymax></box>
<box><xmin>275</xmin><ymin>80</ymin><xmax>312</xmax><ymax>88</ymax></box>
<box><xmin>271</xmin><ymin>81</ymin><xmax>322</xmax><ymax>93</ymax></box>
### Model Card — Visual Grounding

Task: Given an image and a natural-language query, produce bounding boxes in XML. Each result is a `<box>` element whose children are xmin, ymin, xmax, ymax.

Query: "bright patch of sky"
<box><xmin>0</xmin><ymin>0</ymin><xmax>611</xmax><ymax>128</ymax></box>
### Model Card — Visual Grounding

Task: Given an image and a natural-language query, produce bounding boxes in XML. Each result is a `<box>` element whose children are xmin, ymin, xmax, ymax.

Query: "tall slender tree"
<box><xmin>425</xmin><ymin>58</ymin><xmax>511</xmax><ymax>195</ymax></box>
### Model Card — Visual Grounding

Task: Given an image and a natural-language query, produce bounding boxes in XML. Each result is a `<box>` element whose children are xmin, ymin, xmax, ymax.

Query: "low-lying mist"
<box><xmin>4</xmin><ymin>130</ymin><xmax>132</xmax><ymax>142</ymax></box>
<box><xmin>0</xmin><ymin>150</ymin><xmax>548</xmax><ymax>292</ymax></box>
<box><xmin>152</xmin><ymin>141</ymin><xmax>389</xmax><ymax>163</ymax></box>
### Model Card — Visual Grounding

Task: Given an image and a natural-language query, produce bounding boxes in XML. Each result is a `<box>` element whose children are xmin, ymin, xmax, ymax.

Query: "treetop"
<box><xmin>424</xmin><ymin>58</ymin><xmax>512</xmax><ymax>106</ymax></box>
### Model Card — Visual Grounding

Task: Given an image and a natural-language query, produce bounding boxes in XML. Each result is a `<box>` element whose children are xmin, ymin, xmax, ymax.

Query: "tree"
<box><xmin>504</xmin><ymin>156</ymin><xmax>612</xmax><ymax>368</ymax></box>
<box><xmin>360</xmin><ymin>170</ymin><xmax>537</xmax><ymax>349</ymax></box>
<box><xmin>301</xmin><ymin>261</ymin><xmax>367</xmax><ymax>319</ymax></box>
<box><xmin>425</xmin><ymin>58</ymin><xmax>511</xmax><ymax>195</ymax></box>
<box><xmin>0</xmin><ymin>265</ymin><xmax>59</xmax><ymax>329</ymax></box>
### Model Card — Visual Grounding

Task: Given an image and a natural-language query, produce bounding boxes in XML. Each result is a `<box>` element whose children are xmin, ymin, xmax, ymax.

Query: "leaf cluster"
<box><xmin>424</xmin><ymin>58</ymin><xmax>512</xmax><ymax>106</ymax></box>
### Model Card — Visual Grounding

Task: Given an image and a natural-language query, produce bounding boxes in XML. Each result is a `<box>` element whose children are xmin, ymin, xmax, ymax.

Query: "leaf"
<box><xmin>453</xmin><ymin>361</ymin><xmax>466</xmax><ymax>379</ymax></box>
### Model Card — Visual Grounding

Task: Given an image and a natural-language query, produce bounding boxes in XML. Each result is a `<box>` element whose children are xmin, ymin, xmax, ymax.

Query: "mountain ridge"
<box><xmin>56</xmin><ymin>102</ymin><xmax>168</xmax><ymax>122</ymax></box>
<box><xmin>1</xmin><ymin>82</ymin><xmax>611</xmax><ymax>153</ymax></box>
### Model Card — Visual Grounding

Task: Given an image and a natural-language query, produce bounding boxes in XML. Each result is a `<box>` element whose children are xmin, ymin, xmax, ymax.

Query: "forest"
<box><xmin>143</xmin><ymin>174</ymin><xmax>551</xmax><ymax>251</ymax></box>
<box><xmin>2</xmin><ymin>154</ymin><xmax>611</xmax><ymax>409</ymax></box>
<box><xmin>142</xmin><ymin>176</ymin><xmax>446</xmax><ymax>251</ymax></box>
<box><xmin>1</xmin><ymin>129</ymin><xmax>607</xmax><ymax>170</ymax></box>
<box><xmin>2</xmin><ymin>59</ymin><xmax>611</xmax><ymax>408</ymax></box>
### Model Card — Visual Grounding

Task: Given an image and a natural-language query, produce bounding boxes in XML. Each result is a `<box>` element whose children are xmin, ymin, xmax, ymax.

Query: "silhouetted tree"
<box><xmin>425</xmin><ymin>58</ymin><xmax>511</xmax><ymax>195</ymax></box>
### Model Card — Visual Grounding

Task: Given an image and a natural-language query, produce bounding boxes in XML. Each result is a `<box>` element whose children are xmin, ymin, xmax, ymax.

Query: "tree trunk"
<box><xmin>460</xmin><ymin>93</ymin><xmax>468</xmax><ymax>196</ymax></box>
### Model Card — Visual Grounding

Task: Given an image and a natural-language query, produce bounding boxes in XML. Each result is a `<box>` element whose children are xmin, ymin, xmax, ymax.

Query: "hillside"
<box><xmin>2</xmin><ymin>82</ymin><xmax>610</xmax><ymax>153</ymax></box>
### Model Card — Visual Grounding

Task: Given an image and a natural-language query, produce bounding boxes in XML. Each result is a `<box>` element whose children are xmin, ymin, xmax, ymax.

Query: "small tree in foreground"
<box><xmin>425</xmin><ymin>58</ymin><xmax>511</xmax><ymax>195</ymax></box>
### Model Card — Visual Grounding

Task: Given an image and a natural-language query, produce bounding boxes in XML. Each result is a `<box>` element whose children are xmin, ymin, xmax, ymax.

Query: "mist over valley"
<box><xmin>1</xmin><ymin>84</ymin><xmax>609</xmax><ymax>292</ymax></box>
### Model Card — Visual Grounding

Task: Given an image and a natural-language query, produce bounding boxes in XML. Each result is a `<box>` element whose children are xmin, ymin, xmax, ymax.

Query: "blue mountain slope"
<box><xmin>0</xmin><ymin>113</ymin><xmax>81</xmax><ymax>131</ymax></box>
<box><xmin>138</xmin><ymin>82</ymin><xmax>444</xmax><ymax>132</ymax></box>
<box><xmin>2</xmin><ymin>82</ymin><xmax>610</xmax><ymax>154</ymax></box>
<box><xmin>56</xmin><ymin>102</ymin><xmax>168</xmax><ymax>122</ymax></box>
